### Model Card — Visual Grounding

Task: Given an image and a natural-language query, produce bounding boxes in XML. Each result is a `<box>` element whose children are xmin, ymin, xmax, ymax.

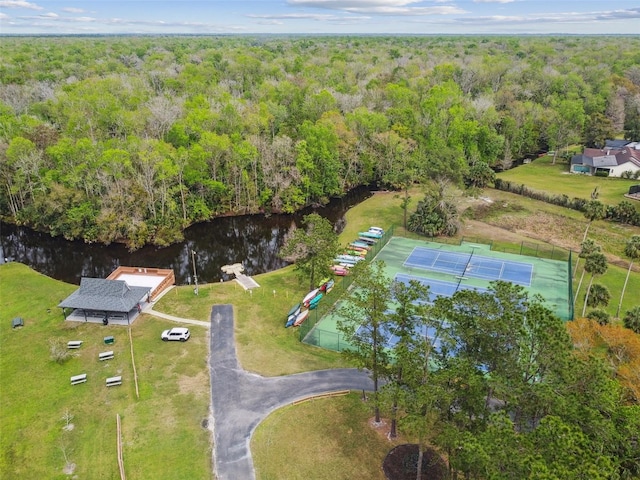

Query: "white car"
<box><xmin>161</xmin><ymin>327</ymin><xmax>190</xmax><ymax>342</ymax></box>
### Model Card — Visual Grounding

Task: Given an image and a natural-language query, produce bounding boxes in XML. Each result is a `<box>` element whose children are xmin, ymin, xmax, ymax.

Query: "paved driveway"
<box><xmin>209</xmin><ymin>304</ymin><xmax>374</xmax><ymax>480</ymax></box>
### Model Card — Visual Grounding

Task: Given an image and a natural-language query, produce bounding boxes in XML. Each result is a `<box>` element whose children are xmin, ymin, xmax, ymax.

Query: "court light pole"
<box><xmin>191</xmin><ymin>249</ymin><xmax>199</xmax><ymax>295</ymax></box>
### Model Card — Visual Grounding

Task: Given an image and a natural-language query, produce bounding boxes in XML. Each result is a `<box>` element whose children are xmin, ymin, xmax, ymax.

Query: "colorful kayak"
<box><xmin>320</xmin><ymin>278</ymin><xmax>335</xmax><ymax>293</ymax></box>
<box><xmin>287</xmin><ymin>303</ymin><xmax>301</xmax><ymax>317</ymax></box>
<box><xmin>369</xmin><ymin>227</ymin><xmax>384</xmax><ymax>235</ymax></box>
<box><xmin>293</xmin><ymin>309</ymin><xmax>310</xmax><ymax>326</ymax></box>
<box><xmin>336</xmin><ymin>254</ymin><xmax>364</xmax><ymax>263</ymax></box>
<box><xmin>357</xmin><ymin>237</ymin><xmax>377</xmax><ymax>244</ymax></box>
<box><xmin>309</xmin><ymin>293</ymin><xmax>324</xmax><ymax>309</ymax></box>
<box><xmin>285</xmin><ymin>303</ymin><xmax>301</xmax><ymax>327</ymax></box>
<box><xmin>302</xmin><ymin>288</ymin><xmax>320</xmax><ymax>307</ymax></box>
<box><xmin>359</xmin><ymin>231</ymin><xmax>382</xmax><ymax>239</ymax></box>
<box><xmin>331</xmin><ymin>266</ymin><xmax>349</xmax><ymax>276</ymax></box>
<box><xmin>334</xmin><ymin>258</ymin><xmax>357</xmax><ymax>265</ymax></box>
<box><xmin>324</xmin><ymin>279</ymin><xmax>335</xmax><ymax>294</ymax></box>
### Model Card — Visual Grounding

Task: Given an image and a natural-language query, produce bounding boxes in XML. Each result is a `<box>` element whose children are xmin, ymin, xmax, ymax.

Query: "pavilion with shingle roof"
<box><xmin>58</xmin><ymin>278</ymin><xmax>151</xmax><ymax>325</ymax></box>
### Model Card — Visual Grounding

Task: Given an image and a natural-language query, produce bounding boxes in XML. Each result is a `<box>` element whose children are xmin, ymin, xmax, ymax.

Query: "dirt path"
<box><xmin>462</xmin><ymin>219</ymin><xmax>534</xmax><ymax>244</ymax></box>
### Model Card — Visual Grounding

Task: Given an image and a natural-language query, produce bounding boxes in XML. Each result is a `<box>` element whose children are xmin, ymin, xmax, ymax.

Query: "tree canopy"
<box><xmin>1</xmin><ymin>36</ymin><xmax>639</xmax><ymax>248</ymax></box>
<box><xmin>340</xmin><ymin>278</ymin><xmax>640</xmax><ymax>479</ymax></box>
<box><xmin>278</xmin><ymin>212</ymin><xmax>339</xmax><ymax>290</ymax></box>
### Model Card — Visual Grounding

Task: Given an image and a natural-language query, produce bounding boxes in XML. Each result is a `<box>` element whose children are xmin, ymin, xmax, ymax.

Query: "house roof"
<box><xmin>578</xmin><ymin>145</ymin><xmax>640</xmax><ymax>169</ymax></box>
<box><xmin>570</xmin><ymin>154</ymin><xmax>585</xmax><ymax>165</ymax></box>
<box><xmin>605</xmin><ymin>139</ymin><xmax>632</xmax><ymax>148</ymax></box>
<box><xmin>616</xmin><ymin>145</ymin><xmax>640</xmax><ymax>168</ymax></box>
<box><xmin>592</xmin><ymin>155</ymin><xmax>618</xmax><ymax>167</ymax></box>
<box><xmin>58</xmin><ymin>278</ymin><xmax>150</xmax><ymax>312</ymax></box>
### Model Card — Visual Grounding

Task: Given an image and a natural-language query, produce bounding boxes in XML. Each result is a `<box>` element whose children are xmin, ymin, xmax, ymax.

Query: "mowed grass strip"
<box><xmin>572</xmin><ymin>260</ymin><xmax>640</xmax><ymax>320</ymax></box>
<box><xmin>496</xmin><ymin>155</ymin><xmax>640</xmax><ymax>208</ymax></box>
<box><xmin>252</xmin><ymin>392</ymin><xmax>404</xmax><ymax>480</ymax></box>
<box><xmin>0</xmin><ymin>263</ymin><xmax>211</xmax><ymax>480</ymax></box>
<box><xmin>156</xmin><ymin>267</ymin><xmax>349</xmax><ymax>376</ymax></box>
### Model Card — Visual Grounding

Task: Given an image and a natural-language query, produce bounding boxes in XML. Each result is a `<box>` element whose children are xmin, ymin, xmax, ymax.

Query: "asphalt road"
<box><xmin>209</xmin><ymin>304</ymin><xmax>375</xmax><ymax>480</ymax></box>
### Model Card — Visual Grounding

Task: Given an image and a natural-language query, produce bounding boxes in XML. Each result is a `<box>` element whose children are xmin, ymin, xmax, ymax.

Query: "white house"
<box><xmin>571</xmin><ymin>140</ymin><xmax>640</xmax><ymax>177</ymax></box>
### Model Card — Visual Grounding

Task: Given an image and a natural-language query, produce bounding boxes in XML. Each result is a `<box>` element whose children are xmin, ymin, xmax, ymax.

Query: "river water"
<box><xmin>0</xmin><ymin>187</ymin><xmax>372</xmax><ymax>285</ymax></box>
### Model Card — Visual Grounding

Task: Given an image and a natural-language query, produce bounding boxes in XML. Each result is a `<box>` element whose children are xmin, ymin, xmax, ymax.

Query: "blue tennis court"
<box><xmin>355</xmin><ymin>321</ymin><xmax>445</xmax><ymax>351</ymax></box>
<box><xmin>394</xmin><ymin>273</ymin><xmax>488</xmax><ymax>303</ymax></box>
<box><xmin>403</xmin><ymin>247</ymin><xmax>533</xmax><ymax>286</ymax></box>
<box><xmin>355</xmin><ymin>273</ymin><xmax>490</xmax><ymax>350</ymax></box>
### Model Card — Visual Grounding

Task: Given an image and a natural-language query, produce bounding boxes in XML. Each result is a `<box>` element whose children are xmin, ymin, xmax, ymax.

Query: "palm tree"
<box><xmin>582</xmin><ymin>252</ymin><xmax>608</xmax><ymax>317</ymax></box>
<box><xmin>573</xmin><ymin>239</ymin><xmax>601</xmax><ymax>306</ymax></box>
<box><xmin>616</xmin><ymin>235</ymin><xmax>640</xmax><ymax>318</ymax></box>
<box><xmin>573</xmin><ymin>237</ymin><xmax>599</xmax><ymax>278</ymax></box>
<box><xmin>580</xmin><ymin>200</ymin><xmax>607</xmax><ymax>244</ymax></box>
<box><xmin>623</xmin><ymin>306</ymin><xmax>640</xmax><ymax>334</ymax></box>
<box><xmin>586</xmin><ymin>309</ymin><xmax>610</xmax><ymax>326</ymax></box>
<box><xmin>586</xmin><ymin>283</ymin><xmax>610</xmax><ymax>308</ymax></box>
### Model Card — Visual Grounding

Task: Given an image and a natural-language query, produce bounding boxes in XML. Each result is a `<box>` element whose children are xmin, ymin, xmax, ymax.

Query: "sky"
<box><xmin>0</xmin><ymin>0</ymin><xmax>639</xmax><ymax>35</ymax></box>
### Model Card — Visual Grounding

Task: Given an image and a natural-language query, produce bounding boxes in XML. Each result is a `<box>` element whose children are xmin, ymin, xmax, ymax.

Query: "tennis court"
<box><xmin>355</xmin><ymin>321</ymin><xmax>445</xmax><ymax>351</ymax></box>
<box><xmin>394</xmin><ymin>273</ymin><xmax>489</xmax><ymax>302</ymax></box>
<box><xmin>404</xmin><ymin>247</ymin><xmax>533</xmax><ymax>286</ymax></box>
<box><xmin>302</xmin><ymin>236</ymin><xmax>572</xmax><ymax>352</ymax></box>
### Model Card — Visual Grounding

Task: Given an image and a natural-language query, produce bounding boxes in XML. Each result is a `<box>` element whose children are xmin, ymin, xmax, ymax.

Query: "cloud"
<box><xmin>20</xmin><ymin>12</ymin><xmax>100</xmax><ymax>22</ymax></box>
<box><xmin>0</xmin><ymin>0</ymin><xmax>43</xmax><ymax>10</ymax></box>
<box><xmin>287</xmin><ymin>0</ymin><xmax>466</xmax><ymax>15</ymax></box>
<box><xmin>248</xmin><ymin>12</ymin><xmax>370</xmax><ymax>22</ymax></box>
<box><xmin>596</xmin><ymin>7</ymin><xmax>640</xmax><ymax>20</ymax></box>
<box><xmin>455</xmin><ymin>7</ymin><xmax>640</xmax><ymax>25</ymax></box>
<box><xmin>62</xmin><ymin>7</ymin><xmax>85</xmax><ymax>13</ymax></box>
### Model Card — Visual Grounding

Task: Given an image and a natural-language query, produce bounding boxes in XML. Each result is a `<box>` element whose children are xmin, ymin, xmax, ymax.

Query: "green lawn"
<box><xmin>157</xmin><ymin>266</ymin><xmax>349</xmax><ymax>376</ymax></box>
<box><xmin>573</xmin><ymin>260</ymin><xmax>640</xmax><ymax>321</ymax></box>
<box><xmin>496</xmin><ymin>156</ymin><xmax>640</xmax><ymax>208</ymax></box>
<box><xmin>0</xmin><ymin>263</ymin><xmax>211</xmax><ymax>480</ymax></box>
<box><xmin>252</xmin><ymin>392</ymin><xmax>404</xmax><ymax>480</ymax></box>
<box><xmin>2</xmin><ymin>185</ymin><xmax>639</xmax><ymax>480</ymax></box>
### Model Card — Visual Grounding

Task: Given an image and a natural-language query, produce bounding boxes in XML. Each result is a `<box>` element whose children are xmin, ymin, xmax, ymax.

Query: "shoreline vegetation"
<box><xmin>1</xmin><ymin>186</ymin><xmax>639</xmax><ymax>479</ymax></box>
<box><xmin>3</xmin><ymin>35</ymin><xmax>640</xmax><ymax>249</ymax></box>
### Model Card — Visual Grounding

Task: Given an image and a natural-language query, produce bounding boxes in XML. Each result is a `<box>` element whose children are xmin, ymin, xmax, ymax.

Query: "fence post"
<box><xmin>520</xmin><ymin>242</ymin><xmax>523</xmax><ymax>255</ymax></box>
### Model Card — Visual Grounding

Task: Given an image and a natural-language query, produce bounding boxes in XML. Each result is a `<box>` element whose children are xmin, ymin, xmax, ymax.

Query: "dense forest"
<box><xmin>1</xmin><ymin>36</ymin><xmax>639</xmax><ymax>248</ymax></box>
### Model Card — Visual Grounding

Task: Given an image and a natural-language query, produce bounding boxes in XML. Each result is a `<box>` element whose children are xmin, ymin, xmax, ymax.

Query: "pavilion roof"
<box><xmin>58</xmin><ymin>278</ymin><xmax>150</xmax><ymax>312</ymax></box>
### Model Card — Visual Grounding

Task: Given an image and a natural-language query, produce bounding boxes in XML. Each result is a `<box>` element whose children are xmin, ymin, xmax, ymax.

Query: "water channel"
<box><xmin>0</xmin><ymin>187</ymin><xmax>373</xmax><ymax>285</ymax></box>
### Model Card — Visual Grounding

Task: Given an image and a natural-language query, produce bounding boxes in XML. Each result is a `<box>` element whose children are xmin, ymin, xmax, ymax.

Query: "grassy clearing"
<box><xmin>469</xmin><ymin>189</ymin><xmax>640</xmax><ymax>260</ymax></box>
<box><xmin>0</xmin><ymin>263</ymin><xmax>211</xmax><ymax>480</ymax></box>
<box><xmin>252</xmin><ymin>393</ymin><xmax>405</xmax><ymax>480</ymax></box>
<box><xmin>338</xmin><ymin>190</ymin><xmax>419</xmax><ymax>243</ymax></box>
<box><xmin>572</xmin><ymin>261</ymin><xmax>640</xmax><ymax>320</ymax></box>
<box><xmin>496</xmin><ymin>156</ymin><xmax>640</xmax><ymax>208</ymax></box>
<box><xmin>158</xmin><ymin>267</ymin><xmax>348</xmax><ymax>376</ymax></box>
